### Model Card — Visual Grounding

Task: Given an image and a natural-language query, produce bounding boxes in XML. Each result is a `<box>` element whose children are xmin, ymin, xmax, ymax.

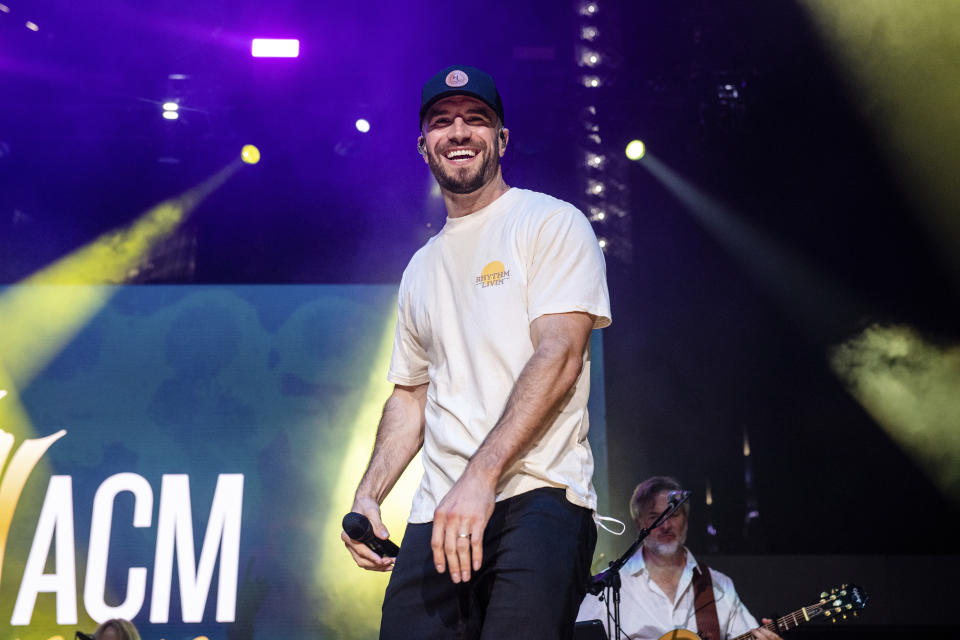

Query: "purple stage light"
<box><xmin>251</xmin><ymin>38</ymin><xmax>300</xmax><ymax>58</ymax></box>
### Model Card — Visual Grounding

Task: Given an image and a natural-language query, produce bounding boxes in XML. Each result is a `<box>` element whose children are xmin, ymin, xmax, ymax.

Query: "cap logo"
<box><xmin>445</xmin><ymin>70</ymin><xmax>469</xmax><ymax>87</ymax></box>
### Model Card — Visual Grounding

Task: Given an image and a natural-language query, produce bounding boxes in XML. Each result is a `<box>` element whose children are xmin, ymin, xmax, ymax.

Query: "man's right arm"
<box><xmin>342</xmin><ymin>382</ymin><xmax>427</xmax><ymax>571</ymax></box>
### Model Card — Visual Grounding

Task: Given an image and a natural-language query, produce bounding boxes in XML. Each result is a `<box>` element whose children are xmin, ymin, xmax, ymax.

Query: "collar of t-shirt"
<box><xmin>441</xmin><ymin>186</ymin><xmax>517</xmax><ymax>232</ymax></box>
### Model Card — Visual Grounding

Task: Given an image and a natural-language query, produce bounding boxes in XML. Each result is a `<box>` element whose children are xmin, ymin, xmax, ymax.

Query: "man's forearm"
<box><xmin>355</xmin><ymin>384</ymin><xmax>427</xmax><ymax>504</ymax></box>
<box><xmin>466</xmin><ymin>314</ymin><xmax>591</xmax><ymax>484</ymax></box>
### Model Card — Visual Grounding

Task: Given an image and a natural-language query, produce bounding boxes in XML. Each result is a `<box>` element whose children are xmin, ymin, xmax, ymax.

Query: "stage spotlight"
<box><xmin>162</xmin><ymin>102</ymin><xmax>179</xmax><ymax>112</ymax></box>
<box><xmin>587</xmin><ymin>180</ymin><xmax>605</xmax><ymax>196</ymax></box>
<box><xmin>355</xmin><ymin>119</ymin><xmax>371</xmax><ymax>133</ymax></box>
<box><xmin>579</xmin><ymin>49</ymin><xmax>601</xmax><ymax>67</ymax></box>
<box><xmin>625</xmin><ymin>139</ymin><xmax>646</xmax><ymax>161</ymax></box>
<box><xmin>162</xmin><ymin>111</ymin><xmax>179</xmax><ymax>121</ymax></box>
<box><xmin>598</xmin><ymin>238</ymin><xmax>608</xmax><ymax>249</ymax></box>
<box><xmin>580</xmin><ymin>2</ymin><xmax>599</xmax><ymax>17</ymax></box>
<box><xmin>251</xmin><ymin>38</ymin><xmax>300</xmax><ymax>58</ymax></box>
<box><xmin>25</xmin><ymin>21</ymin><xmax>39</xmax><ymax>31</ymax></box>
<box><xmin>581</xmin><ymin>26</ymin><xmax>599</xmax><ymax>42</ymax></box>
<box><xmin>582</xmin><ymin>75</ymin><xmax>601</xmax><ymax>88</ymax></box>
<box><xmin>0</xmin><ymin>4</ymin><xmax>10</xmax><ymax>13</ymax></box>
<box><xmin>241</xmin><ymin>144</ymin><xmax>261</xmax><ymax>165</ymax></box>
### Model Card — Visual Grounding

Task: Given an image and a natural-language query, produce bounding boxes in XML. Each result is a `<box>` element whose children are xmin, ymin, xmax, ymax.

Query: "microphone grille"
<box><xmin>342</xmin><ymin>512</ymin><xmax>371</xmax><ymax>540</ymax></box>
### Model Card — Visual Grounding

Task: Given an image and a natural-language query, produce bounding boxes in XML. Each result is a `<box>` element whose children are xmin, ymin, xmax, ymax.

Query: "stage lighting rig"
<box><xmin>574</xmin><ymin>0</ymin><xmax>631</xmax><ymax>260</ymax></box>
<box><xmin>579</xmin><ymin>49</ymin><xmax>601</xmax><ymax>68</ymax></box>
<box><xmin>581</xmin><ymin>26</ymin><xmax>599</xmax><ymax>42</ymax></box>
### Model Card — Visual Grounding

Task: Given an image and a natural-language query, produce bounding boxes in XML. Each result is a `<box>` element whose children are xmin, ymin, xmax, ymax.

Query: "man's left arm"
<box><xmin>430</xmin><ymin>310</ymin><xmax>594</xmax><ymax>584</ymax></box>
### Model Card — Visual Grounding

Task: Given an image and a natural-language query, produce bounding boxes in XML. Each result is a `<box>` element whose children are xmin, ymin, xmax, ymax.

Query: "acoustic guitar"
<box><xmin>657</xmin><ymin>583</ymin><xmax>868</xmax><ymax>640</ymax></box>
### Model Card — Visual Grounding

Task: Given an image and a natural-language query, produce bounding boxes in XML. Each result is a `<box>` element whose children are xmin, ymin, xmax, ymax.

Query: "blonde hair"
<box><xmin>94</xmin><ymin>618</ymin><xmax>141</xmax><ymax>640</ymax></box>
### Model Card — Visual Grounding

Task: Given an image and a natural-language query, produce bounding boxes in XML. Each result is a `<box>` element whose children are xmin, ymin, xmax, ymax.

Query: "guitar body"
<box><xmin>658</xmin><ymin>631</ymin><xmax>701</xmax><ymax>640</ymax></box>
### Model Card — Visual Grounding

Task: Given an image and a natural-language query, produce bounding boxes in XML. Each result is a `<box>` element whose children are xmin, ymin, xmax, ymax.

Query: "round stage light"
<box><xmin>162</xmin><ymin>111</ymin><xmax>179</xmax><ymax>121</ymax></box>
<box><xmin>625</xmin><ymin>139</ymin><xmax>646</xmax><ymax>161</ymax></box>
<box><xmin>162</xmin><ymin>102</ymin><xmax>179</xmax><ymax>112</ymax></box>
<box><xmin>355</xmin><ymin>118</ymin><xmax>371</xmax><ymax>133</ymax></box>
<box><xmin>241</xmin><ymin>144</ymin><xmax>261</xmax><ymax>165</ymax></box>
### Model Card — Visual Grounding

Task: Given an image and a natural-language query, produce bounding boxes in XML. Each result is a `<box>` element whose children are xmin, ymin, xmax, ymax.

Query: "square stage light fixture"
<box><xmin>251</xmin><ymin>38</ymin><xmax>300</xmax><ymax>58</ymax></box>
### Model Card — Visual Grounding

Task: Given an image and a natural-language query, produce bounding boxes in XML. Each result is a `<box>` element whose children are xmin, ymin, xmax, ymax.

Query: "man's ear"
<box><xmin>417</xmin><ymin>136</ymin><xmax>427</xmax><ymax>162</ymax></box>
<box><xmin>498</xmin><ymin>127</ymin><xmax>509</xmax><ymax>156</ymax></box>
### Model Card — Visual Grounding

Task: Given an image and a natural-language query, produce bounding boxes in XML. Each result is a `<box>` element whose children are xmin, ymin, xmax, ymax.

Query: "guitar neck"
<box><xmin>730</xmin><ymin>603</ymin><xmax>824</xmax><ymax>640</ymax></box>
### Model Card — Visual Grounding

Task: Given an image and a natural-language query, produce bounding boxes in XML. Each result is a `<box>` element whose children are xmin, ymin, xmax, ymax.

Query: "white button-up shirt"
<box><xmin>577</xmin><ymin>548</ymin><xmax>759</xmax><ymax>640</ymax></box>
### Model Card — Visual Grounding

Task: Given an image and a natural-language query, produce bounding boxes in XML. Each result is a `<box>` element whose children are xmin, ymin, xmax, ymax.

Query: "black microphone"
<box><xmin>342</xmin><ymin>512</ymin><xmax>400</xmax><ymax>558</ymax></box>
<box><xmin>667</xmin><ymin>490</ymin><xmax>691</xmax><ymax>507</ymax></box>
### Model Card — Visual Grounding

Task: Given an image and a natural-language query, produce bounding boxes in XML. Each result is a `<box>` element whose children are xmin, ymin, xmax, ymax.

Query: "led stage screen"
<box><xmin>0</xmin><ymin>285</ymin><xmax>606</xmax><ymax>640</ymax></box>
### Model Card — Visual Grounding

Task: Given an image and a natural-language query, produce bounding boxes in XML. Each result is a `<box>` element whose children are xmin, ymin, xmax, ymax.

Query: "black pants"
<box><xmin>380</xmin><ymin>487</ymin><xmax>597</xmax><ymax>640</ymax></box>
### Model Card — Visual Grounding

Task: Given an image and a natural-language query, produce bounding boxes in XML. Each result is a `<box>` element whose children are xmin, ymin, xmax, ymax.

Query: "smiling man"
<box><xmin>577</xmin><ymin>477</ymin><xmax>784</xmax><ymax>640</ymax></box>
<box><xmin>341</xmin><ymin>65</ymin><xmax>611</xmax><ymax>639</ymax></box>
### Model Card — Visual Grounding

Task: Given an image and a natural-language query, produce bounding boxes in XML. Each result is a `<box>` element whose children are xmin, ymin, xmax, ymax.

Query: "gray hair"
<box><xmin>629</xmin><ymin>475</ymin><xmax>690</xmax><ymax>525</ymax></box>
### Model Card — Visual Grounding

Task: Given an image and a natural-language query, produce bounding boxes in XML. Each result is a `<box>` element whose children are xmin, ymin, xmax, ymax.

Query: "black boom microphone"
<box><xmin>342</xmin><ymin>512</ymin><xmax>400</xmax><ymax>558</ymax></box>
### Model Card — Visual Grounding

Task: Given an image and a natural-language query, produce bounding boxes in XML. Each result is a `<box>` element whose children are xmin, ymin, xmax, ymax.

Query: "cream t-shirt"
<box><xmin>388</xmin><ymin>187</ymin><xmax>612</xmax><ymax>523</ymax></box>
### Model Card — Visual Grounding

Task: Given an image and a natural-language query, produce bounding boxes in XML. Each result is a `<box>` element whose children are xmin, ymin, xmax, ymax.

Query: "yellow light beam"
<box><xmin>831</xmin><ymin>324</ymin><xmax>960</xmax><ymax>502</ymax></box>
<box><xmin>0</xmin><ymin>160</ymin><xmax>239</xmax><ymax>393</ymax></box>
<box><xmin>798</xmin><ymin>0</ymin><xmax>960</xmax><ymax>286</ymax></box>
<box><xmin>639</xmin><ymin>153</ymin><xmax>864</xmax><ymax>336</ymax></box>
<box><xmin>315</xmin><ymin>301</ymin><xmax>424</xmax><ymax>640</ymax></box>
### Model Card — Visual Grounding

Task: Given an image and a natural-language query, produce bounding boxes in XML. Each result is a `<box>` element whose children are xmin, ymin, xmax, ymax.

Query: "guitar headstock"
<box><xmin>815</xmin><ymin>583</ymin><xmax>869</xmax><ymax>623</ymax></box>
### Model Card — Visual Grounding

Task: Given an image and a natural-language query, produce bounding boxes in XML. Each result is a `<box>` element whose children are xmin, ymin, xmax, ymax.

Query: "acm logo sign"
<box><xmin>1</xmin><ymin>429</ymin><xmax>243</xmax><ymax>627</ymax></box>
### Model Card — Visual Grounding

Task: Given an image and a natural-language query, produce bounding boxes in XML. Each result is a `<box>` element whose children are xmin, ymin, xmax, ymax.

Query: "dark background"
<box><xmin>3</xmin><ymin>0</ymin><xmax>958</xmax><ymax>634</ymax></box>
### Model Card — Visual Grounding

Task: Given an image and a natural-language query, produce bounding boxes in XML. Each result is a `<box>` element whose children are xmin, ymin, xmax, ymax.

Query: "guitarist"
<box><xmin>577</xmin><ymin>476</ymin><xmax>782</xmax><ymax>640</ymax></box>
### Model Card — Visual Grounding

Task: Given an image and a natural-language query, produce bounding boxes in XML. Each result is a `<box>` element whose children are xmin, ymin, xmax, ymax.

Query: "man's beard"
<box><xmin>644</xmin><ymin>538</ymin><xmax>682</xmax><ymax>557</ymax></box>
<box><xmin>644</xmin><ymin>524</ymin><xmax>687</xmax><ymax>557</ymax></box>
<box><xmin>426</xmin><ymin>136</ymin><xmax>501</xmax><ymax>195</ymax></box>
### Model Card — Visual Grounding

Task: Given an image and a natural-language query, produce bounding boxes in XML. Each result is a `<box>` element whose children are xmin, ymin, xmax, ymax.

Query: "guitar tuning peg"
<box><xmin>845</xmin><ymin>604</ymin><xmax>853</xmax><ymax>610</ymax></box>
<box><xmin>824</xmin><ymin>610</ymin><xmax>831</xmax><ymax>617</ymax></box>
<box><xmin>831</xmin><ymin>618</ymin><xmax>837</xmax><ymax>624</ymax></box>
<box><xmin>820</xmin><ymin>592</ymin><xmax>828</xmax><ymax>599</ymax></box>
<box><xmin>842</xmin><ymin>615</ymin><xmax>847</xmax><ymax>620</ymax></box>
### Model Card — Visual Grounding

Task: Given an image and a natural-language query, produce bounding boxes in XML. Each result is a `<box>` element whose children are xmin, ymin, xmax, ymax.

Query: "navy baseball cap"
<box><xmin>419</xmin><ymin>65</ymin><xmax>504</xmax><ymax>126</ymax></box>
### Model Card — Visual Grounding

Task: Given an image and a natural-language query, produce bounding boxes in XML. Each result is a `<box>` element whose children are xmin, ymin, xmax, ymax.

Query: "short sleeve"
<box><xmin>527</xmin><ymin>206</ymin><xmax>612</xmax><ymax>328</ymax></box>
<box><xmin>718</xmin><ymin>575</ymin><xmax>759</xmax><ymax>637</ymax></box>
<box><xmin>386</xmin><ymin>279</ymin><xmax>430</xmax><ymax>386</ymax></box>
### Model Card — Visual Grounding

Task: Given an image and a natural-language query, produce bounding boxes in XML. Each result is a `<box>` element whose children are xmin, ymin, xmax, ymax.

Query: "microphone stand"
<box><xmin>585</xmin><ymin>491</ymin><xmax>692</xmax><ymax>640</ymax></box>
